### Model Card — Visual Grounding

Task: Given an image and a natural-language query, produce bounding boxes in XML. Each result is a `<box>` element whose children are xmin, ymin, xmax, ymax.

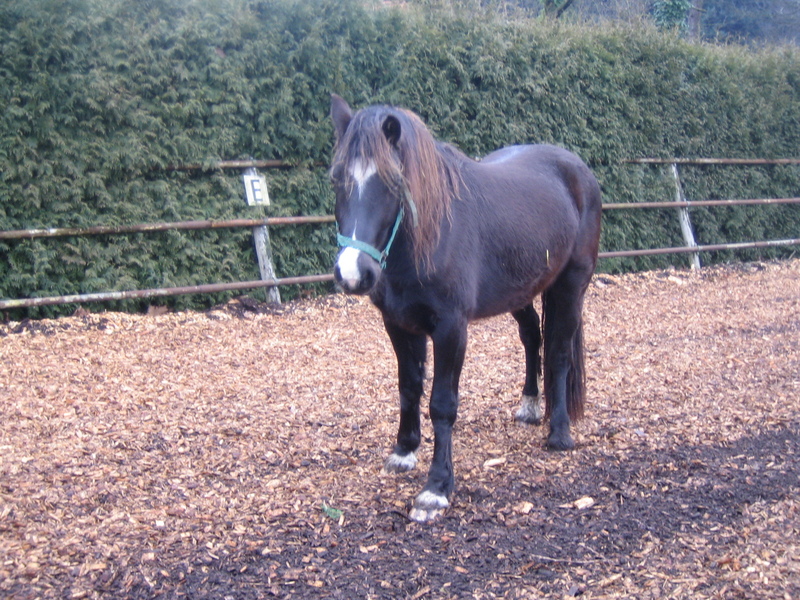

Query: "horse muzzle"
<box><xmin>334</xmin><ymin>247</ymin><xmax>382</xmax><ymax>295</ymax></box>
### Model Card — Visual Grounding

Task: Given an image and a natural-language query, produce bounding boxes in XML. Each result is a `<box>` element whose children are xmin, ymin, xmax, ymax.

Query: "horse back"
<box><xmin>481</xmin><ymin>144</ymin><xmax>599</xmax><ymax>205</ymax></box>
<box><xmin>452</xmin><ymin>144</ymin><xmax>601</xmax><ymax>316</ymax></box>
<box><xmin>474</xmin><ymin>143</ymin><xmax>600</xmax><ymax>252</ymax></box>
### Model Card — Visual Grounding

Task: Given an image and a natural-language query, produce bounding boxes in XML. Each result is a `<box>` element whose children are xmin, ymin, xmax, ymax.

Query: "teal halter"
<box><xmin>336</xmin><ymin>189</ymin><xmax>418</xmax><ymax>270</ymax></box>
<box><xmin>337</xmin><ymin>205</ymin><xmax>405</xmax><ymax>270</ymax></box>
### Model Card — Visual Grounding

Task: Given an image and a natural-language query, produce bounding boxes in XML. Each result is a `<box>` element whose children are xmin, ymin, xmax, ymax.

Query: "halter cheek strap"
<box><xmin>337</xmin><ymin>205</ymin><xmax>404</xmax><ymax>270</ymax></box>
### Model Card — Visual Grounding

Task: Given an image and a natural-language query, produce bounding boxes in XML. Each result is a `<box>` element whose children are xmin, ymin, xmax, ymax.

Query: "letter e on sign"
<box><xmin>243</xmin><ymin>173</ymin><xmax>269</xmax><ymax>206</ymax></box>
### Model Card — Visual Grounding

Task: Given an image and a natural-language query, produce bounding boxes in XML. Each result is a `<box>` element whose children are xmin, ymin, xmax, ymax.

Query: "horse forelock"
<box><xmin>332</xmin><ymin>106</ymin><xmax>459</xmax><ymax>269</ymax></box>
<box><xmin>332</xmin><ymin>108</ymin><xmax>400</xmax><ymax>193</ymax></box>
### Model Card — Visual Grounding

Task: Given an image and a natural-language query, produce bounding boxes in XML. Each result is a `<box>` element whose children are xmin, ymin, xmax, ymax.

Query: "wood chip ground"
<box><xmin>1</xmin><ymin>260</ymin><xmax>799</xmax><ymax>599</ymax></box>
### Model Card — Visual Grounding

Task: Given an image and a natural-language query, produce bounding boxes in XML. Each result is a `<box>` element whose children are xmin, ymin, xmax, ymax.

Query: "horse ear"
<box><xmin>330</xmin><ymin>94</ymin><xmax>352</xmax><ymax>140</ymax></box>
<box><xmin>382</xmin><ymin>115</ymin><xmax>401</xmax><ymax>147</ymax></box>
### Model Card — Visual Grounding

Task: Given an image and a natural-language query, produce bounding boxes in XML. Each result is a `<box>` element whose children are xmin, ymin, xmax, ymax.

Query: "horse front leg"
<box><xmin>409</xmin><ymin>315</ymin><xmax>467</xmax><ymax>523</ymax></box>
<box><xmin>383</xmin><ymin>320</ymin><xmax>427</xmax><ymax>473</ymax></box>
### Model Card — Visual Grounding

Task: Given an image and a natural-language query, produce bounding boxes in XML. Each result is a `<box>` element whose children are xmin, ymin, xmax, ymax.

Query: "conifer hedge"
<box><xmin>2</xmin><ymin>0</ymin><xmax>799</xmax><ymax>317</ymax></box>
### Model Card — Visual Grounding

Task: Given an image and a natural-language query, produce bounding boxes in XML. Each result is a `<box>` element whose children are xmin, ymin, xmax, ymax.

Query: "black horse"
<box><xmin>330</xmin><ymin>95</ymin><xmax>602</xmax><ymax>522</ymax></box>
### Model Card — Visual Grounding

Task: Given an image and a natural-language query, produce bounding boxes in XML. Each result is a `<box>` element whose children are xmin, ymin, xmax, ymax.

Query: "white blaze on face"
<box><xmin>351</xmin><ymin>158</ymin><xmax>377</xmax><ymax>197</ymax></box>
<box><xmin>336</xmin><ymin>159</ymin><xmax>378</xmax><ymax>289</ymax></box>
<box><xmin>337</xmin><ymin>225</ymin><xmax>361</xmax><ymax>289</ymax></box>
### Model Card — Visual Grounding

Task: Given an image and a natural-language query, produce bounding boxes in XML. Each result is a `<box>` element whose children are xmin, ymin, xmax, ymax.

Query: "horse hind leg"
<box><xmin>542</xmin><ymin>266</ymin><xmax>590</xmax><ymax>450</ymax></box>
<box><xmin>512</xmin><ymin>304</ymin><xmax>543</xmax><ymax>425</ymax></box>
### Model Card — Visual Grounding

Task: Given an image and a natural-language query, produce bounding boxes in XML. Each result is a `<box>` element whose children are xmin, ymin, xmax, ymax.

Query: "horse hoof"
<box><xmin>515</xmin><ymin>393</ymin><xmax>543</xmax><ymax>425</ymax></box>
<box><xmin>546</xmin><ymin>432</ymin><xmax>575</xmax><ymax>451</ymax></box>
<box><xmin>383</xmin><ymin>451</ymin><xmax>417</xmax><ymax>473</ymax></box>
<box><xmin>409</xmin><ymin>491</ymin><xmax>449</xmax><ymax>523</ymax></box>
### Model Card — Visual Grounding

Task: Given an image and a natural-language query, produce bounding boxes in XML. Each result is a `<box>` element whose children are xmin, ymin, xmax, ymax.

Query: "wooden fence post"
<box><xmin>242</xmin><ymin>167</ymin><xmax>281</xmax><ymax>303</ymax></box>
<box><xmin>670</xmin><ymin>163</ymin><xmax>701</xmax><ymax>269</ymax></box>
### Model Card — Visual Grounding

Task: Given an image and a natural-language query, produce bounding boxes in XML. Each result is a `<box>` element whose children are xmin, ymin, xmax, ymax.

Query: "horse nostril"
<box><xmin>361</xmin><ymin>268</ymin><xmax>375</xmax><ymax>291</ymax></box>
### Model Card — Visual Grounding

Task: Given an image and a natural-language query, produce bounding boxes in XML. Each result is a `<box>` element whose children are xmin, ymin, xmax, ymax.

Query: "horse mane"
<box><xmin>331</xmin><ymin>105</ymin><xmax>462</xmax><ymax>270</ymax></box>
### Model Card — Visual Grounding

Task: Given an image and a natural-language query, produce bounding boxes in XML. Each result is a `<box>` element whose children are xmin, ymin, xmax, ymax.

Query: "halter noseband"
<box><xmin>336</xmin><ymin>188</ymin><xmax>418</xmax><ymax>270</ymax></box>
<box><xmin>337</xmin><ymin>205</ymin><xmax>404</xmax><ymax>270</ymax></box>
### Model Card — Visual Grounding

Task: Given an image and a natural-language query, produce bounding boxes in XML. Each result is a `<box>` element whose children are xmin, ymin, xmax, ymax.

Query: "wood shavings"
<box><xmin>1</xmin><ymin>261</ymin><xmax>799</xmax><ymax>598</ymax></box>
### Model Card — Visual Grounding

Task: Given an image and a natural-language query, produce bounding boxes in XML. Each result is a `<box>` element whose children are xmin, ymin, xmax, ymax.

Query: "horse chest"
<box><xmin>372</xmin><ymin>280</ymin><xmax>444</xmax><ymax>335</ymax></box>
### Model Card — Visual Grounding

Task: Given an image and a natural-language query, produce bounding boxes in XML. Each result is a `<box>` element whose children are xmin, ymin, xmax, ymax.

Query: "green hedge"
<box><xmin>2</xmin><ymin>0</ymin><xmax>799</xmax><ymax>317</ymax></box>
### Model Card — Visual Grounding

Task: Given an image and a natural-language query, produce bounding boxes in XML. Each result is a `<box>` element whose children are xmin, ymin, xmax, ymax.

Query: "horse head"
<box><xmin>330</xmin><ymin>95</ymin><xmax>410</xmax><ymax>294</ymax></box>
<box><xmin>329</xmin><ymin>94</ymin><xmax>456</xmax><ymax>295</ymax></box>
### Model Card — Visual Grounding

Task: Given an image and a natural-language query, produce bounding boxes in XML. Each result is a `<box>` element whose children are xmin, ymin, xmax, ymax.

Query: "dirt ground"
<box><xmin>1</xmin><ymin>260</ymin><xmax>799</xmax><ymax>599</ymax></box>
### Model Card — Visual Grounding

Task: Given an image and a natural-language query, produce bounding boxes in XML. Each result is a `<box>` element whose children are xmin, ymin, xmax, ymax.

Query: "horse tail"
<box><xmin>566</xmin><ymin>319</ymin><xmax>587</xmax><ymax>422</ymax></box>
<box><xmin>541</xmin><ymin>290</ymin><xmax>587</xmax><ymax>423</ymax></box>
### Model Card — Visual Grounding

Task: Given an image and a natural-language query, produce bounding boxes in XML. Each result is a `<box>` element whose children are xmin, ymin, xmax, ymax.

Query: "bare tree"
<box><xmin>573</xmin><ymin>0</ymin><xmax>650</xmax><ymax>22</ymax></box>
<box><xmin>687</xmin><ymin>0</ymin><xmax>704</xmax><ymax>41</ymax></box>
<box><xmin>541</xmin><ymin>0</ymin><xmax>578</xmax><ymax>19</ymax></box>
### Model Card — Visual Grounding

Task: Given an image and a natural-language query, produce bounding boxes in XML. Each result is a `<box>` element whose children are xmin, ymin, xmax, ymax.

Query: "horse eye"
<box><xmin>330</xmin><ymin>165</ymin><xmax>348</xmax><ymax>185</ymax></box>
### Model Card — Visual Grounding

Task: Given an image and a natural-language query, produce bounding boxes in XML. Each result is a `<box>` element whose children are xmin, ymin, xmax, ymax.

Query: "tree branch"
<box><xmin>556</xmin><ymin>0</ymin><xmax>578</xmax><ymax>18</ymax></box>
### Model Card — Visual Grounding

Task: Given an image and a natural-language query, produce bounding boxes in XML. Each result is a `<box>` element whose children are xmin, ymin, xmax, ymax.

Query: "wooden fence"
<box><xmin>1</xmin><ymin>158</ymin><xmax>799</xmax><ymax>310</ymax></box>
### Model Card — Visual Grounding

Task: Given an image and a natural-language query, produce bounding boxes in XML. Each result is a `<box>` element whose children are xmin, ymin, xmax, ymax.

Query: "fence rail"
<box><xmin>0</xmin><ymin>215</ymin><xmax>335</xmax><ymax>241</ymax></box>
<box><xmin>2</xmin><ymin>157</ymin><xmax>799</xmax><ymax>311</ymax></box>
<box><xmin>2</xmin><ymin>199</ymin><xmax>796</xmax><ymax>241</ymax></box>
<box><xmin>625</xmin><ymin>158</ymin><xmax>800</xmax><ymax>165</ymax></box>
<box><xmin>602</xmin><ymin>197</ymin><xmax>800</xmax><ymax>210</ymax></box>
<box><xmin>599</xmin><ymin>238</ymin><xmax>800</xmax><ymax>259</ymax></box>
<box><xmin>0</xmin><ymin>275</ymin><xmax>335</xmax><ymax>310</ymax></box>
<box><xmin>165</xmin><ymin>159</ymin><xmax>296</xmax><ymax>171</ymax></box>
